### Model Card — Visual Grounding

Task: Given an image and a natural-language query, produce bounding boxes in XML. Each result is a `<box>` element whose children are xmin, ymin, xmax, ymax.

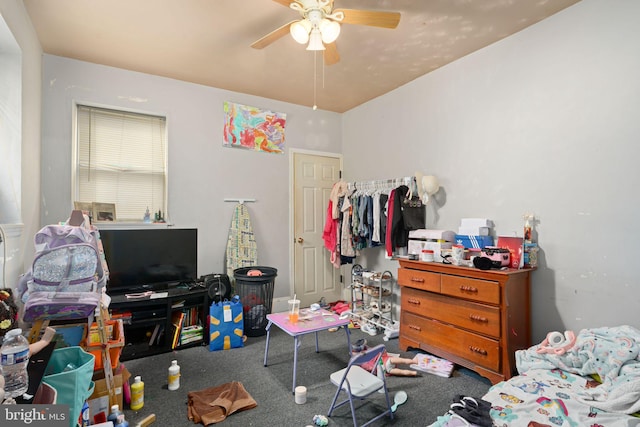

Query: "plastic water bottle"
<box><xmin>0</xmin><ymin>328</ymin><xmax>30</xmax><ymax>398</ymax></box>
<box><xmin>168</xmin><ymin>360</ymin><xmax>180</xmax><ymax>391</ymax></box>
<box><xmin>130</xmin><ymin>375</ymin><xmax>144</xmax><ymax>410</ymax></box>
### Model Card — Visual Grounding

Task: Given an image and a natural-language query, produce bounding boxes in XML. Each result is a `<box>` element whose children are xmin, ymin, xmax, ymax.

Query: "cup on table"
<box><xmin>452</xmin><ymin>245</ymin><xmax>465</xmax><ymax>265</ymax></box>
<box><xmin>288</xmin><ymin>298</ymin><xmax>300</xmax><ymax>323</ymax></box>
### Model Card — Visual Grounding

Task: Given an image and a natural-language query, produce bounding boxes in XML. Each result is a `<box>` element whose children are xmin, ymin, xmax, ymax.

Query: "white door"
<box><xmin>293</xmin><ymin>152</ymin><xmax>342</xmax><ymax>308</ymax></box>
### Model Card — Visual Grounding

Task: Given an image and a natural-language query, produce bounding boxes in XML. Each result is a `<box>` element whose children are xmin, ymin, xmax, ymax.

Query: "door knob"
<box><xmin>297</xmin><ymin>237</ymin><xmax>304</xmax><ymax>244</ymax></box>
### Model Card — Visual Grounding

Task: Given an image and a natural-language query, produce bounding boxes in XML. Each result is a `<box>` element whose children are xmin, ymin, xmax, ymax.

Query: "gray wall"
<box><xmin>343</xmin><ymin>0</ymin><xmax>640</xmax><ymax>341</ymax></box>
<box><xmin>40</xmin><ymin>55</ymin><xmax>342</xmax><ymax>300</ymax></box>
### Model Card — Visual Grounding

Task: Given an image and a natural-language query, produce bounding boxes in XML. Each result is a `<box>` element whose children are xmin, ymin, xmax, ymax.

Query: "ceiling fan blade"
<box><xmin>251</xmin><ymin>21</ymin><xmax>296</xmax><ymax>49</ymax></box>
<box><xmin>272</xmin><ymin>0</ymin><xmax>298</xmax><ymax>7</ymax></box>
<box><xmin>334</xmin><ymin>9</ymin><xmax>401</xmax><ymax>29</ymax></box>
<box><xmin>324</xmin><ymin>42</ymin><xmax>340</xmax><ymax>66</ymax></box>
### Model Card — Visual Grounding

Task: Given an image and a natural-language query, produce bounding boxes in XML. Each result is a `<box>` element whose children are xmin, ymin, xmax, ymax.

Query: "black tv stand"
<box><xmin>109</xmin><ymin>287</ymin><xmax>209</xmax><ymax>361</ymax></box>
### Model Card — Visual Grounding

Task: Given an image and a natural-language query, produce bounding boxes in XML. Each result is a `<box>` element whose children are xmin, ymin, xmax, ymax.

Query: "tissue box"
<box><xmin>454</xmin><ymin>235</ymin><xmax>494</xmax><ymax>249</ymax></box>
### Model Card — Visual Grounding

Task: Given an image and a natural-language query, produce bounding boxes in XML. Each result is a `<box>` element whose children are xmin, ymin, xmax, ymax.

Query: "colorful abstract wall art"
<box><xmin>223</xmin><ymin>101</ymin><xmax>286</xmax><ymax>154</ymax></box>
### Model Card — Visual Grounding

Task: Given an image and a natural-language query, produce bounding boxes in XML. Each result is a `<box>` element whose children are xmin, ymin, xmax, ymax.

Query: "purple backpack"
<box><xmin>19</xmin><ymin>225</ymin><xmax>106</xmax><ymax>321</ymax></box>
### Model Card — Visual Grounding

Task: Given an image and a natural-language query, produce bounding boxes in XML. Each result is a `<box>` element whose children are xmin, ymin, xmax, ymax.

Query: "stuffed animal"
<box><xmin>536</xmin><ymin>330</ymin><xmax>576</xmax><ymax>355</ymax></box>
<box><xmin>0</xmin><ymin>289</ymin><xmax>19</xmax><ymax>338</ymax></box>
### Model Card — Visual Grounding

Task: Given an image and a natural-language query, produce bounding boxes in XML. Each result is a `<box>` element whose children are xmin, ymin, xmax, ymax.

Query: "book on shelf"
<box><xmin>170</xmin><ymin>311</ymin><xmax>185</xmax><ymax>349</ymax></box>
<box><xmin>410</xmin><ymin>353</ymin><xmax>455</xmax><ymax>378</ymax></box>
<box><xmin>179</xmin><ymin>334</ymin><xmax>203</xmax><ymax>345</ymax></box>
<box><xmin>149</xmin><ymin>324</ymin><xmax>161</xmax><ymax>346</ymax></box>
<box><xmin>179</xmin><ymin>324</ymin><xmax>203</xmax><ymax>346</ymax></box>
<box><xmin>155</xmin><ymin>325</ymin><xmax>165</xmax><ymax>346</ymax></box>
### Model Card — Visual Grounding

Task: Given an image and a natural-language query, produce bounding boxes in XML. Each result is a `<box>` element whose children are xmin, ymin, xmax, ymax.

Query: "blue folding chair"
<box><xmin>327</xmin><ymin>344</ymin><xmax>394</xmax><ymax>427</ymax></box>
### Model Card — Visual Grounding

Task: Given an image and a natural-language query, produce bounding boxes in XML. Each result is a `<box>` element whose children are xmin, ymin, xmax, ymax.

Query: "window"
<box><xmin>75</xmin><ymin>105</ymin><xmax>167</xmax><ymax>222</ymax></box>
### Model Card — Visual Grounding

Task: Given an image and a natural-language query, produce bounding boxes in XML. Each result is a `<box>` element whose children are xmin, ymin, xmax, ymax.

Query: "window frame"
<box><xmin>71</xmin><ymin>101</ymin><xmax>169</xmax><ymax>223</ymax></box>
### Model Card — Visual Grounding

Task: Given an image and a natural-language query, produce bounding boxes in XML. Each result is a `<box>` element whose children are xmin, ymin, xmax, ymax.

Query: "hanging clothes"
<box><xmin>378</xmin><ymin>193</ymin><xmax>389</xmax><ymax>245</ymax></box>
<box><xmin>389</xmin><ymin>185</ymin><xmax>411</xmax><ymax>253</ymax></box>
<box><xmin>385</xmin><ymin>189</ymin><xmax>396</xmax><ymax>257</ymax></box>
<box><xmin>323</xmin><ymin>181</ymin><xmax>348</xmax><ymax>268</ymax></box>
<box><xmin>226</xmin><ymin>203</ymin><xmax>258</xmax><ymax>280</ymax></box>
<box><xmin>340</xmin><ymin>193</ymin><xmax>356</xmax><ymax>259</ymax></box>
<box><xmin>323</xmin><ymin>178</ymin><xmax>412</xmax><ymax>262</ymax></box>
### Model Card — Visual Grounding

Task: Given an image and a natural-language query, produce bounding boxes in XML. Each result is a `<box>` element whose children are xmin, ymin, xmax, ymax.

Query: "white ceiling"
<box><xmin>23</xmin><ymin>0</ymin><xmax>580</xmax><ymax>113</ymax></box>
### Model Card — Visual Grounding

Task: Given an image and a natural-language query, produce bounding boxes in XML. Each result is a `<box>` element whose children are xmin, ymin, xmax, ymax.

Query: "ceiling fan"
<box><xmin>251</xmin><ymin>0</ymin><xmax>401</xmax><ymax>65</ymax></box>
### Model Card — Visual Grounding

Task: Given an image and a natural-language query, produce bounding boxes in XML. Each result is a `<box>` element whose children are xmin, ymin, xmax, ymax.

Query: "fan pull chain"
<box><xmin>322</xmin><ymin>51</ymin><xmax>326</xmax><ymax>89</ymax></box>
<box><xmin>313</xmin><ymin>50</ymin><xmax>318</xmax><ymax>110</ymax></box>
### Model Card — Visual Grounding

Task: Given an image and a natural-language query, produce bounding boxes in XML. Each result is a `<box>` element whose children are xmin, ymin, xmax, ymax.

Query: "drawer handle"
<box><xmin>411</xmin><ymin>277</ymin><xmax>425</xmax><ymax>283</ymax></box>
<box><xmin>469</xmin><ymin>345</ymin><xmax>488</xmax><ymax>355</ymax></box>
<box><xmin>469</xmin><ymin>314</ymin><xmax>488</xmax><ymax>323</ymax></box>
<box><xmin>459</xmin><ymin>285</ymin><xmax>478</xmax><ymax>293</ymax></box>
<box><xmin>409</xmin><ymin>324</ymin><xmax>422</xmax><ymax>331</ymax></box>
<box><xmin>407</xmin><ymin>298</ymin><xmax>421</xmax><ymax>306</ymax></box>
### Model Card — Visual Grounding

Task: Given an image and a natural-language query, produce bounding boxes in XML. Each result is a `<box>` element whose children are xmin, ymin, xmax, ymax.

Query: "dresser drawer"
<box><xmin>401</xmin><ymin>287</ymin><xmax>500</xmax><ymax>338</ymax></box>
<box><xmin>401</xmin><ymin>311</ymin><xmax>500</xmax><ymax>371</ymax></box>
<box><xmin>398</xmin><ymin>268</ymin><xmax>440</xmax><ymax>293</ymax></box>
<box><xmin>441</xmin><ymin>275</ymin><xmax>500</xmax><ymax>305</ymax></box>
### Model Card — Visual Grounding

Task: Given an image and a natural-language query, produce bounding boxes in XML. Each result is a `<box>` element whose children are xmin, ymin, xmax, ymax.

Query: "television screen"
<box><xmin>99</xmin><ymin>228</ymin><xmax>198</xmax><ymax>294</ymax></box>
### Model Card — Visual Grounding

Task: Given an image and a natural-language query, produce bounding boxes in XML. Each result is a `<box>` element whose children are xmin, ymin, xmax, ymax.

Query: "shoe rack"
<box><xmin>349</xmin><ymin>264</ymin><xmax>398</xmax><ymax>341</ymax></box>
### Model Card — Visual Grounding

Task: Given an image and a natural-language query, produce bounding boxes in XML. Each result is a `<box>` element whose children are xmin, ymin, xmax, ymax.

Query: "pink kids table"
<box><xmin>263</xmin><ymin>308</ymin><xmax>351</xmax><ymax>394</ymax></box>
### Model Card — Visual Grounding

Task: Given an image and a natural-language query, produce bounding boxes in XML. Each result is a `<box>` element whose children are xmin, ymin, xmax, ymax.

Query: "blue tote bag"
<box><xmin>209</xmin><ymin>295</ymin><xmax>244</xmax><ymax>351</ymax></box>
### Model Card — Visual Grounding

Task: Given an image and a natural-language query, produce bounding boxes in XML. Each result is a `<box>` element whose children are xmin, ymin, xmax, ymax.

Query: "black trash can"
<box><xmin>234</xmin><ymin>266</ymin><xmax>277</xmax><ymax>337</ymax></box>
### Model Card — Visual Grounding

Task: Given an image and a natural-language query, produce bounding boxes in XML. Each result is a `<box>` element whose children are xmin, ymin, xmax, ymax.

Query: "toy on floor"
<box><xmin>360</xmin><ymin>349</ymin><xmax>419</xmax><ymax>377</ymax></box>
<box><xmin>313</xmin><ymin>414</ymin><xmax>329</xmax><ymax>426</ymax></box>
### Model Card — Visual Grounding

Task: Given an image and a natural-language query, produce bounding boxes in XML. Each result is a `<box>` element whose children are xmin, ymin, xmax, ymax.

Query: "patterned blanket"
<box><xmin>515</xmin><ymin>325</ymin><xmax>640</xmax><ymax>414</ymax></box>
<box><xmin>483</xmin><ymin>369</ymin><xmax>640</xmax><ymax>426</ymax></box>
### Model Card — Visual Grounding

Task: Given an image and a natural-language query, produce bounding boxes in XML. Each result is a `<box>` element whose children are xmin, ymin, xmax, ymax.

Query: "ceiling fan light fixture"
<box><xmin>319</xmin><ymin>19</ymin><xmax>340</xmax><ymax>44</ymax></box>
<box><xmin>306</xmin><ymin>29</ymin><xmax>325</xmax><ymax>51</ymax></box>
<box><xmin>290</xmin><ymin>20</ymin><xmax>312</xmax><ymax>44</ymax></box>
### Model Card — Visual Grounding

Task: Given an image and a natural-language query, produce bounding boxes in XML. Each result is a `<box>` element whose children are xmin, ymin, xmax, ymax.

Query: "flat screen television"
<box><xmin>99</xmin><ymin>228</ymin><xmax>198</xmax><ymax>294</ymax></box>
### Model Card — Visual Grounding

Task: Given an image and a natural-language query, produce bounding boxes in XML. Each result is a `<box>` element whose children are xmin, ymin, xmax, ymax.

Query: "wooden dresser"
<box><xmin>397</xmin><ymin>259</ymin><xmax>533</xmax><ymax>384</ymax></box>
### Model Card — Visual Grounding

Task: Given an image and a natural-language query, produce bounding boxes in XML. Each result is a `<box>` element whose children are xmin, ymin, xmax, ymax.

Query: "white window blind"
<box><xmin>76</xmin><ymin>105</ymin><xmax>167</xmax><ymax>222</ymax></box>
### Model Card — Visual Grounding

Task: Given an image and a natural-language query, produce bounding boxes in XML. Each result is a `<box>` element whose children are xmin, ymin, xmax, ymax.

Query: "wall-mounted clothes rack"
<box><xmin>347</xmin><ymin>176</ymin><xmax>414</xmax><ymax>193</ymax></box>
<box><xmin>224</xmin><ymin>198</ymin><xmax>256</xmax><ymax>204</ymax></box>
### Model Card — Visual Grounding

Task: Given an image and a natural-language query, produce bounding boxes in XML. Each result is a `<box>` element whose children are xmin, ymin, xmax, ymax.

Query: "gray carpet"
<box><xmin>121</xmin><ymin>326</ymin><xmax>492</xmax><ymax>426</ymax></box>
